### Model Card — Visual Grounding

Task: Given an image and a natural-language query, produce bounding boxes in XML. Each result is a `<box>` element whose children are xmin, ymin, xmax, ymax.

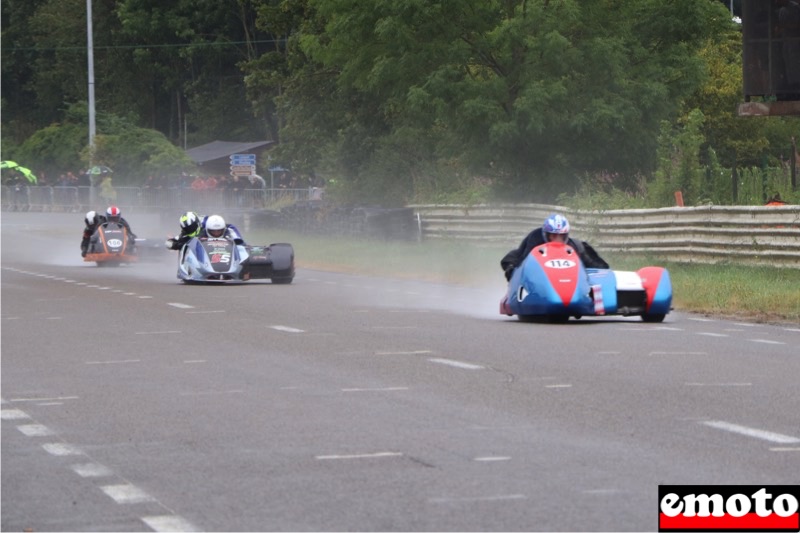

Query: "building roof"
<box><xmin>186</xmin><ymin>140</ymin><xmax>275</xmax><ymax>164</ymax></box>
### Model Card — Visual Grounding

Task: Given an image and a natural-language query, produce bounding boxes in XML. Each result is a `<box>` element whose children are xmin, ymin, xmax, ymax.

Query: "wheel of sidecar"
<box><xmin>641</xmin><ymin>313</ymin><xmax>666</xmax><ymax>323</ymax></box>
<box><xmin>272</xmin><ymin>276</ymin><xmax>294</xmax><ymax>285</ymax></box>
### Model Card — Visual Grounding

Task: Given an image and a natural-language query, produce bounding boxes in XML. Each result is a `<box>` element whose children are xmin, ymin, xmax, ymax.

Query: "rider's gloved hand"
<box><xmin>81</xmin><ymin>250</ymin><xmax>87</xmax><ymax>258</ymax></box>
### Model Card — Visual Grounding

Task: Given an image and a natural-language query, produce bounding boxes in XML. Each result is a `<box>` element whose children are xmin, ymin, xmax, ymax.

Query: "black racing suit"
<box><xmin>500</xmin><ymin>226</ymin><xmax>609</xmax><ymax>281</ymax></box>
<box><xmin>80</xmin><ymin>215</ymin><xmax>107</xmax><ymax>257</ymax></box>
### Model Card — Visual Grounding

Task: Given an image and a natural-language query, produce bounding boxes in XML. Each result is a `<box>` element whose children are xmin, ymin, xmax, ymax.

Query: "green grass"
<box><xmin>251</xmin><ymin>229</ymin><xmax>800</xmax><ymax>325</ymax></box>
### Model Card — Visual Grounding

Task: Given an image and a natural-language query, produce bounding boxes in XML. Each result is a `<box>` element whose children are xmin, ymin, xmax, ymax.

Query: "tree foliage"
<box><xmin>1</xmin><ymin>0</ymin><xmax>797</xmax><ymax>204</ymax></box>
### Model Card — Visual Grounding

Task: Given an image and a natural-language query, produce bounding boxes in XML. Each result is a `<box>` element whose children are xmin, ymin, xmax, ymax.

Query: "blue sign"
<box><xmin>230</xmin><ymin>153</ymin><xmax>256</xmax><ymax>164</ymax></box>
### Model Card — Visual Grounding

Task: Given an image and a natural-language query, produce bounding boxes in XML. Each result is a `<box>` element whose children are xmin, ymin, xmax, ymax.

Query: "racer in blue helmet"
<box><xmin>500</xmin><ymin>213</ymin><xmax>608</xmax><ymax>281</ymax></box>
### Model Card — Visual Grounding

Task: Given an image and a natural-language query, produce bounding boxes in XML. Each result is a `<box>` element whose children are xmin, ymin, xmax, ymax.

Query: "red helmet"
<box><xmin>106</xmin><ymin>205</ymin><xmax>121</xmax><ymax>222</ymax></box>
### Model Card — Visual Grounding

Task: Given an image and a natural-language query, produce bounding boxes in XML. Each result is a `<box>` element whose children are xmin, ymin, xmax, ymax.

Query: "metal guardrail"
<box><xmin>411</xmin><ymin>204</ymin><xmax>800</xmax><ymax>267</ymax></box>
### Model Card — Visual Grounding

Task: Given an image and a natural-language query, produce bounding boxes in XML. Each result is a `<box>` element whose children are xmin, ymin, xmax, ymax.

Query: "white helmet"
<box><xmin>205</xmin><ymin>215</ymin><xmax>226</xmax><ymax>238</ymax></box>
<box><xmin>85</xmin><ymin>210</ymin><xmax>98</xmax><ymax>226</ymax></box>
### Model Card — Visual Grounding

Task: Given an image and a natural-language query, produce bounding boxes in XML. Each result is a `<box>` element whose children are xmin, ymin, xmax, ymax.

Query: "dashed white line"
<box><xmin>545</xmin><ymin>384</ymin><xmax>573</xmax><ymax>389</ymax></box>
<box><xmin>100</xmin><ymin>484</ymin><xmax>155</xmax><ymax>504</ymax></box>
<box><xmin>696</xmin><ymin>332</ymin><xmax>728</xmax><ymax>337</ymax></box>
<box><xmin>10</xmin><ymin>396</ymin><xmax>79</xmax><ymax>402</ymax></box>
<box><xmin>138</xmin><ymin>295</ymin><xmax>153</xmax><ymax>299</ymax></box>
<box><xmin>701</xmin><ymin>420</ymin><xmax>800</xmax><ymax>444</ymax></box>
<box><xmin>42</xmin><ymin>443</ymin><xmax>83</xmax><ymax>456</ymax></box>
<box><xmin>270</xmin><ymin>325</ymin><xmax>305</xmax><ymax>333</ymax></box>
<box><xmin>375</xmin><ymin>350</ymin><xmax>433</xmax><ymax>355</ymax></box>
<box><xmin>428</xmin><ymin>358</ymin><xmax>484</xmax><ymax>370</ymax></box>
<box><xmin>648</xmin><ymin>351</ymin><xmax>706</xmax><ymax>356</ymax></box>
<box><xmin>1</xmin><ymin>409</ymin><xmax>30</xmax><ymax>420</ymax></box>
<box><xmin>748</xmin><ymin>339</ymin><xmax>785</xmax><ymax>345</ymax></box>
<box><xmin>341</xmin><ymin>387</ymin><xmax>409</xmax><ymax>392</ymax></box>
<box><xmin>85</xmin><ymin>359</ymin><xmax>141</xmax><ymax>365</ymax></box>
<box><xmin>141</xmin><ymin>515</ymin><xmax>199</xmax><ymax>532</ymax></box>
<box><xmin>770</xmin><ymin>447</ymin><xmax>800</xmax><ymax>452</ymax></box>
<box><xmin>784</xmin><ymin>328</ymin><xmax>800</xmax><ymax>333</ymax></box>
<box><xmin>71</xmin><ymin>463</ymin><xmax>113</xmax><ymax>478</ymax></box>
<box><xmin>685</xmin><ymin>382</ymin><xmax>752</xmax><ymax>387</ymax></box>
<box><xmin>316</xmin><ymin>452</ymin><xmax>403</xmax><ymax>460</ymax></box>
<box><xmin>429</xmin><ymin>494</ymin><xmax>526</xmax><ymax>503</ymax></box>
<box><xmin>168</xmin><ymin>303</ymin><xmax>194</xmax><ymax>309</ymax></box>
<box><xmin>474</xmin><ymin>456</ymin><xmax>511</xmax><ymax>462</ymax></box>
<box><xmin>17</xmin><ymin>424</ymin><xmax>55</xmax><ymax>436</ymax></box>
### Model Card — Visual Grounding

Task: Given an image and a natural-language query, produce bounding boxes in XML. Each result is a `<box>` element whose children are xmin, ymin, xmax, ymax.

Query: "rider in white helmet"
<box><xmin>202</xmin><ymin>214</ymin><xmax>245</xmax><ymax>243</ymax></box>
<box><xmin>80</xmin><ymin>210</ymin><xmax>106</xmax><ymax>257</ymax></box>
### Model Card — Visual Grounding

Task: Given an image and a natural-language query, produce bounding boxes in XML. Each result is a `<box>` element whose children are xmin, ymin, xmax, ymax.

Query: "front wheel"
<box><xmin>272</xmin><ymin>276</ymin><xmax>293</xmax><ymax>285</ymax></box>
<box><xmin>641</xmin><ymin>313</ymin><xmax>666</xmax><ymax>323</ymax></box>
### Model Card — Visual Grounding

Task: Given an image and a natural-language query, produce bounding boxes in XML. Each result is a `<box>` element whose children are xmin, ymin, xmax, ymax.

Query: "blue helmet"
<box><xmin>543</xmin><ymin>213</ymin><xmax>570</xmax><ymax>241</ymax></box>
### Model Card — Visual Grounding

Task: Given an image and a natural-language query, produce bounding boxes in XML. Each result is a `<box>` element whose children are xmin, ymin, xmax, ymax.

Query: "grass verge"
<box><xmin>251</xmin><ymin>229</ymin><xmax>800</xmax><ymax>325</ymax></box>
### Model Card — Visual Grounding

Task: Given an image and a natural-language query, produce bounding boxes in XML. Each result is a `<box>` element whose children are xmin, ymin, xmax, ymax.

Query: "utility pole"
<box><xmin>87</xmin><ymin>0</ymin><xmax>97</xmax><ymax>205</ymax></box>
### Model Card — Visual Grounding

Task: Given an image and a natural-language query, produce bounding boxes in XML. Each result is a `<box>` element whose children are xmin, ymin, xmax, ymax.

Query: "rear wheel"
<box><xmin>641</xmin><ymin>313</ymin><xmax>666</xmax><ymax>323</ymax></box>
<box><xmin>272</xmin><ymin>276</ymin><xmax>294</xmax><ymax>285</ymax></box>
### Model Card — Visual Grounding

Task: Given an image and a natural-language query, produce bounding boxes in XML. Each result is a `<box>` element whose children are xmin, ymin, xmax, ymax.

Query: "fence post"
<box><xmin>792</xmin><ymin>136</ymin><xmax>797</xmax><ymax>191</ymax></box>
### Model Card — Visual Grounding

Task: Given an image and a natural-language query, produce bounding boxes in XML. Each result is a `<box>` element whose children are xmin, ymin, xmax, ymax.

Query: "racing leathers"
<box><xmin>81</xmin><ymin>214</ymin><xmax>107</xmax><ymax>257</ymax></box>
<box><xmin>167</xmin><ymin>214</ymin><xmax>245</xmax><ymax>250</ymax></box>
<box><xmin>500</xmin><ymin>226</ymin><xmax>609</xmax><ymax>281</ymax></box>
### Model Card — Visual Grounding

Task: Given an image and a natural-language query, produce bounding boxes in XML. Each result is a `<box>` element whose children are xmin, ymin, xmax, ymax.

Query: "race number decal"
<box><xmin>544</xmin><ymin>259</ymin><xmax>576</xmax><ymax>269</ymax></box>
<box><xmin>107</xmin><ymin>239</ymin><xmax>123</xmax><ymax>247</ymax></box>
<box><xmin>210</xmin><ymin>253</ymin><xmax>230</xmax><ymax>264</ymax></box>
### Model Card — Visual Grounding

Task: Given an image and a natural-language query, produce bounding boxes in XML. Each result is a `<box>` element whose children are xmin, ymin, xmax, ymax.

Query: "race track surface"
<box><xmin>2</xmin><ymin>213</ymin><xmax>798</xmax><ymax>532</ymax></box>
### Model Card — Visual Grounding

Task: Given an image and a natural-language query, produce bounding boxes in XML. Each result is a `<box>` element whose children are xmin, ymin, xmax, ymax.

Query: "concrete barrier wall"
<box><xmin>411</xmin><ymin>204</ymin><xmax>800</xmax><ymax>267</ymax></box>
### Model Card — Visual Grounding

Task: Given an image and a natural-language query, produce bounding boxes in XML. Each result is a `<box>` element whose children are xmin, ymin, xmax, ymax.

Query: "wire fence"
<box><xmin>1</xmin><ymin>185</ymin><xmax>320</xmax><ymax>213</ymax></box>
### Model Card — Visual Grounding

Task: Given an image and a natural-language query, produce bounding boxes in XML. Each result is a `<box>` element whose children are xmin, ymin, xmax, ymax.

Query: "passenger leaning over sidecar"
<box><xmin>167</xmin><ymin>212</ymin><xmax>245</xmax><ymax>251</ymax></box>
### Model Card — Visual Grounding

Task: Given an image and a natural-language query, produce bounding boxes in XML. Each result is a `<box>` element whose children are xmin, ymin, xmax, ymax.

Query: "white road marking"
<box><xmin>784</xmin><ymin>328</ymin><xmax>800</xmax><ymax>332</ymax></box>
<box><xmin>428</xmin><ymin>358</ymin><xmax>484</xmax><ymax>370</ymax></box>
<box><xmin>648</xmin><ymin>351</ymin><xmax>706</xmax><ymax>356</ymax></box>
<box><xmin>96</xmin><ymin>286</ymin><xmax>111</xmax><ymax>290</ymax></box>
<box><xmin>316</xmin><ymin>452</ymin><xmax>403</xmax><ymax>460</ymax></box>
<box><xmin>734</xmin><ymin>322</ymin><xmax>759</xmax><ymax>327</ymax></box>
<box><xmin>141</xmin><ymin>515</ymin><xmax>199</xmax><ymax>532</ymax></box>
<box><xmin>685</xmin><ymin>382</ymin><xmax>752</xmax><ymax>387</ymax></box>
<box><xmin>183</xmin><ymin>360</ymin><xmax>206</xmax><ymax>364</ymax></box>
<box><xmin>42</xmin><ymin>443</ymin><xmax>83</xmax><ymax>456</ymax></box>
<box><xmin>46</xmin><ymin>317</ymin><xmax>62</xmax><ymax>320</ymax></box>
<box><xmin>123</xmin><ymin>292</ymin><xmax>136</xmax><ymax>295</ymax></box>
<box><xmin>770</xmin><ymin>447</ymin><xmax>800</xmax><ymax>452</ymax></box>
<box><xmin>545</xmin><ymin>384</ymin><xmax>573</xmax><ymax>389</ymax></box>
<box><xmin>701</xmin><ymin>420</ymin><xmax>800</xmax><ymax>444</ymax></box>
<box><xmin>696</xmin><ymin>332</ymin><xmax>728</xmax><ymax>337</ymax></box>
<box><xmin>71</xmin><ymin>463</ymin><xmax>113</xmax><ymax>477</ymax></box>
<box><xmin>749</xmin><ymin>339</ymin><xmax>785</xmax><ymax>345</ymax></box>
<box><xmin>375</xmin><ymin>350</ymin><xmax>433</xmax><ymax>355</ymax></box>
<box><xmin>341</xmin><ymin>387</ymin><xmax>409</xmax><ymax>392</ymax></box>
<box><xmin>270</xmin><ymin>325</ymin><xmax>305</xmax><ymax>333</ymax></box>
<box><xmin>179</xmin><ymin>390</ymin><xmax>244</xmax><ymax>396</ymax></box>
<box><xmin>135</xmin><ymin>331</ymin><xmax>181</xmax><ymax>335</ymax></box>
<box><xmin>168</xmin><ymin>303</ymin><xmax>194</xmax><ymax>309</ymax></box>
<box><xmin>4</xmin><ymin>317</ymin><xmax>21</xmax><ymax>320</ymax></box>
<box><xmin>186</xmin><ymin>310</ymin><xmax>226</xmax><ymax>314</ymax></box>
<box><xmin>688</xmin><ymin>317</ymin><xmax>715</xmax><ymax>322</ymax></box>
<box><xmin>138</xmin><ymin>295</ymin><xmax>153</xmax><ymax>299</ymax></box>
<box><xmin>11</xmin><ymin>395</ymin><xmax>79</xmax><ymax>402</ymax></box>
<box><xmin>597</xmin><ymin>351</ymin><xmax>621</xmax><ymax>355</ymax></box>
<box><xmin>1</xmin><ymin>409</ymin><xmax>30</xmax><ymax>420</ymax></box>
<box><xmin>100</xmin><ymin>484</ymin><xmax>155</xmax><ymax>504</ymax></box>
<box><xmin>17</xmin><ymin>424</ymin><xmax>55</xmax><ymax>436</ymax></box>
<box><xmin>85</xmin><ymin>359</ymin><xmax>141</xmax><ymax>365</ymax></box>
<box><xmin>474</xmin><ymin>456</ymin><xmax>511</xmax><ymax>462</ymax></box>
<box><xmin>429</xmin><ymin>494</ymin><xmax>526</xmax><ymax>503</ymax></box>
